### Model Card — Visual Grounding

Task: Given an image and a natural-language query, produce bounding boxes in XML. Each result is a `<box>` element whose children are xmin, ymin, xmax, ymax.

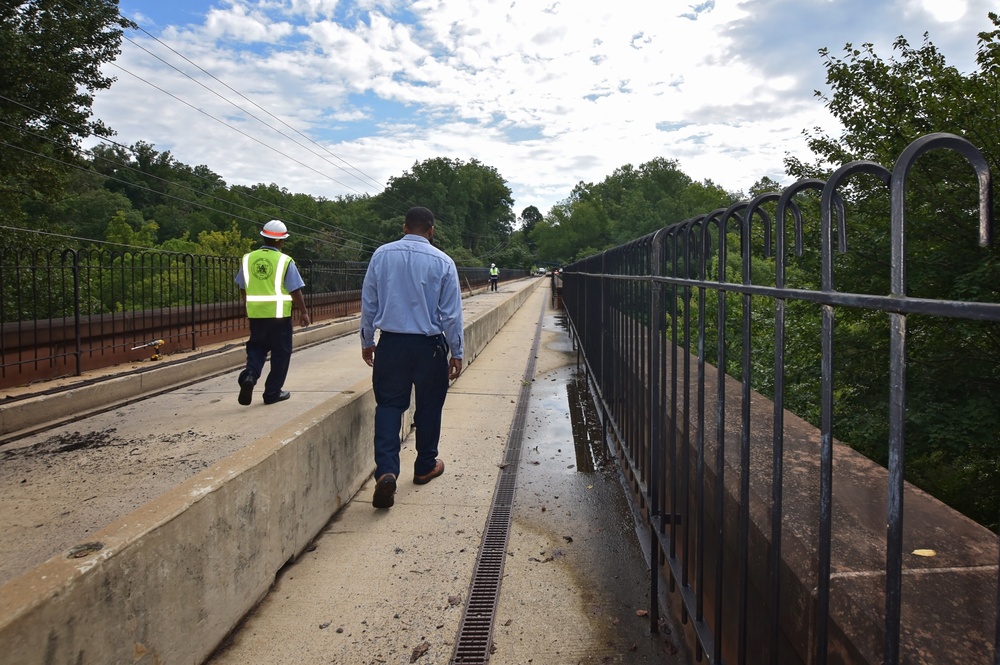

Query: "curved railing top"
<box><xmin>564</xmin><ymin>133</ymin><xmax>994</xmax><ymax>290</ymax></box>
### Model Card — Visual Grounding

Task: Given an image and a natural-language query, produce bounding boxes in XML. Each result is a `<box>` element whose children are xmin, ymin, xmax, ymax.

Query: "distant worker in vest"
<box><xmin>360</xmin><ymin>206</ymin><xmax>464</xmax><ymax>509</ymax></box>
<box><xmin>235</xmin><ymin>219</ymin><xmax>311</xmax><ymax>406</ymax></box>
<box><xmin>489</xmin><ymin>262</ymin><xmax>499</xmax><ymax>291</ymax></box>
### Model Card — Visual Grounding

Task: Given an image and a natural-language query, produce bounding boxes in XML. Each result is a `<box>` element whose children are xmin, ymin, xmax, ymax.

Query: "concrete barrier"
<box><xmin>0</xmin><ymin>279</ymin><xmax>541</xmax><ymax>665</ymax></box>
<box><xmin>618</xmin><ymin>340</ymin><xmax>1000</xmax><ymax>664</ymax></box>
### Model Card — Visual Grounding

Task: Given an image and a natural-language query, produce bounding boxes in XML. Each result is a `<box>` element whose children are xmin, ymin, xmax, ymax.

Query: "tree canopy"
<box><xmin>373</xmin><ymin>157</ymin><xmax>516</xmax><ymax>259</ymax></box>
<box><xmin>530</xmin><ymin>158</ymin><xmax>737</xmax><ymax>264</ymax></box>
<box><xmin>780</xmin><ymin>13</ymin><xmax>1000</xmax><ymax>528</ymax></box>
<box><xmin>0</xmin><ymin>0</ymin><xmax>134</xmax><ymax>221</ymax></box>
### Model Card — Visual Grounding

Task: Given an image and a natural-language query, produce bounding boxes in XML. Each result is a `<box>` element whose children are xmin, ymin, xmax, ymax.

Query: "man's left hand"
<box><xmin>362</xmin><ymin>346</ymin><xmax>376</xmax><ymax>367</ymax></box>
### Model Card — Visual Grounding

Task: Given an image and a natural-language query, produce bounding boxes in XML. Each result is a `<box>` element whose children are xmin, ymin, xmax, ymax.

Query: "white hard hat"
<box><xmin>261</xmin><ymin>219</ymin><xmax>289</xmax><ymax>239</ymax></box>
<box><xmin>491</xmin><ymin>263</ymin><xmax>495</xmax><ymax>267</ymax></box>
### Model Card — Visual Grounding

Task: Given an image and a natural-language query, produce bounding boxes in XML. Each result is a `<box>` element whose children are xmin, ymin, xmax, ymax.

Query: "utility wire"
<box><xmin>0</xmin><ymin>93</ymin><xmax>385</xmax><ymax>253</ymax></box>
<box><xmin>0</xmin><ymin>223</ymin><xmax>213</xmax><ymax>255</ymax></box>
<box><xmin>122</xmin><ymin>25</ymin><xmax>390</xmax><ymax>197</ymax></box>
<box><xmin>0</xmin><ymin>138</ymin><xmax>383</xmax><ymax>257</ymax></box>
<box><xmin>107</xmin><ymin>61</ymin><xmax>376</xmax><ymax>200</ymax></box>
<box><xmin>110</xmin><ymin>11</ymin><xmax>501</xmax><ymax>245</ymax></box>
<box><xmin>115</xmin><ymin>15</ymin><xmax>461</xmax><ymax>225</ymax></box>
<box><xmin>0</xmin><ymin>117</ymin><xmax>381</xmax><ymax>254</ymax></box>
<box><xmin>14</xmin><ymin>1</ymin><xmax>519</xmax><ymax>261</ymax></box>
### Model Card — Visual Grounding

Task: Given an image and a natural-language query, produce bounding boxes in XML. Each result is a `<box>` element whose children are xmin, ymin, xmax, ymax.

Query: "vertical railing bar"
<box><xmin>769</xmin><ymin>189</ymin><xmax>798</xmax><ymax>665</ymax></box>
<box><xmin>713</xmin><ymin>211</ymin><xmax>731</xmax><ymax>664</ymax></box>
<box><xmin>632</xmin><ymin>244</ymin><xmax>641</xmax><ymax>486</ymax></box>
<box><xmin>189</xmin><ymin>254</ymin><xmax>198</xmax><ymax>351</ymax></box>
<box><xmin>815</xmin><ymin>168</ymin><xmax>837</xmax><ymax>665</ymax></box>
<box><xmin>1</xmin><ymin>254</ymin><xmax>6</xmax><ymax>380</ymax></box>
<box><xmin>738</xmin><ymin>213</ymin><xmax>753</xmax><ymax>665</ymax></box>
<box><xmin>650</xmin><ymin>229</ymin><xmax>666</xmax><ymax>634</ymax></box>
<box><xmin>668</xmin><ymin>234</ymin><xmax>680</xmax><ymax>565</ymax></box>
<box><xmin>69</xmin><ymin>249</ymin><xmax>82</xmax><ymax>377</ymax></box>
<box><xmin>680</xmin><ymin>228</ymin><xmax>693</xmax><ymax>593</ymax></box>
<box><xmin>694</xmin><ymin>218</ymin><xmax>708</xmax><ymax>635</ymax></box>
<box><xmin>30</xmin><ymin>251</ymin><xmax>39</xmax><ymax>372</ymax></box>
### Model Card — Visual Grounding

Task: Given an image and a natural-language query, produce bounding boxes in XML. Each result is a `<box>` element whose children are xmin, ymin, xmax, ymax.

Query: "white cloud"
<box><xmin>918</xmin><ymin>0</ymin><xmax>968</xmax><ymax>22</ymax></box>
<box><xmin>203</xmin><ymin>4</ymin><xmax>294</xmax><ymax>42</ymax></box>
<box><xmin>95</xmin><ymin>0</ymin><xmax>995</xmax><ymax>219</ymax></box>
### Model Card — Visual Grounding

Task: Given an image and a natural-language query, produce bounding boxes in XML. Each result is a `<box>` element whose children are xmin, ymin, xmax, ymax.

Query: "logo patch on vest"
<box><xmin>252</xmin><ymin>257</ymin><xmax>274</xmax><ymax>280</ymax></box>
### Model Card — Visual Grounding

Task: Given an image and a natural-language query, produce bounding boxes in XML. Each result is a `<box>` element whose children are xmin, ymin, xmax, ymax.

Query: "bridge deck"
<box><xmin>0</xmin><ymin>277</ymin><xmax>685</xmax><ymax>664</ymax></box>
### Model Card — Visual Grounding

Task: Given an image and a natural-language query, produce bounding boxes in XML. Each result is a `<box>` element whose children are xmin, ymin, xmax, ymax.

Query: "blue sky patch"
<box><xmin>655</xmin><ymin>121</ymin><xmax>691</xmax><ymax>132</ymax></box>
<box><xmin>502</xmin><ymin>125</ymin><xmax>546</xmax><ymax>143</ymax></box>
<box><xmin>122</xmin><ymin>0</ymin><xmax>211</xmax><ymax>30</ymax></box>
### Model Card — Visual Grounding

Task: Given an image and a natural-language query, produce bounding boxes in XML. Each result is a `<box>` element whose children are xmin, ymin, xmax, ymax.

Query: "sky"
<box><xmin>90</xmin><ymin>0</ymin><xmax>995</xmax><ymax>219</ymax></box>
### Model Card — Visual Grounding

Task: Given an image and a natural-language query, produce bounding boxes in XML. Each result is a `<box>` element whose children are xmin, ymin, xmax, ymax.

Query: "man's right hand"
<box><xmin>362</xmin><ymin>346</ymin><xmax>375</xmax><ymax>367</ymax></box>
<box><xmin>448</xmin><ymin>357</ymin><xmax>462</xmax><ymax>381</ymax></box>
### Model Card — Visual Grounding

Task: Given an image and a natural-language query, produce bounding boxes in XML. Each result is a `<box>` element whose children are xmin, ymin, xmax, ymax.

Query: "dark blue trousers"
<box><xmin>372</xmin><ymin>332</ymin><xmax>450</xmax><ymax>480</ymax></box>
<box><xmin>239</xmin><ymin>317</ymin><xmax>293</xmax><ymax>402</ymax></box>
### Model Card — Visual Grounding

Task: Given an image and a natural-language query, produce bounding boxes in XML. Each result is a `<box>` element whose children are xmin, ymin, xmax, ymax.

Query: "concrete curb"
<box><xmin>0</xmin><ymin>278</ymin><xmax>541</xmax><ymax>665</ymax></box>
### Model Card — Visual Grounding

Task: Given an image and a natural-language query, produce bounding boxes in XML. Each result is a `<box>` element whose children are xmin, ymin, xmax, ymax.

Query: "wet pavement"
<box><xmin>490</xmin><ymin>314</ymin><xmax>686</xmax><ymax>663</ymax></box>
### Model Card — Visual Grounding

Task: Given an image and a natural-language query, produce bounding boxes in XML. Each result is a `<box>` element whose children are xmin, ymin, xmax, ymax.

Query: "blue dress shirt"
<box><xmin>360</xmin><ymin>234</ymin><xmax>464</xmax><ymax>359</ymax></box>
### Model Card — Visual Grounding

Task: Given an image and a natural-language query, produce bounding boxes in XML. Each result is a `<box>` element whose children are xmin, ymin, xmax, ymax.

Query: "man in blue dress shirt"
<box><xmin>360</xmin><ymin>207</ymin><xmax>465</xmax><ymax>509</ymax></box>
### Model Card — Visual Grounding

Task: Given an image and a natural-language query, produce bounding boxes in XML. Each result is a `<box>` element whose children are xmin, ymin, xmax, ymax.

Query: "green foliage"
<box><xmin>531</xmin><ymin>158</ymin><xmax>737</xmax><ymax>264</ymax></box>
<box><xmin>374</xmin><ymin>157</ymin><xmax>515</xmax><ymax>258</ymax></box>
<box><xmin>0</xmin><ymin>1</ymin><xmax>134</xmax><ymax>220</ymax></box>
<box><xmin>487</xmin><ymin>232</ymin><xmax>535</xmax><ymax>270</ymax></box>
<box><xmin>444</xmin><ymin>246</ymin><xmax>479</xmax><ymax>268</ymax></box>
<box><xmin>103</xmin><ymin>210</ymin><xmax>157</xmax><ymax>248</ymax></box>
<box><xmin>782</xmin><ymin>14</ymin><xmax>1000</xmax><ymax>528</ymax></box>
<box><xmin>193</xmin><ymin>223</ymin><xmax>255</xmax><ymax>257</ymax></box>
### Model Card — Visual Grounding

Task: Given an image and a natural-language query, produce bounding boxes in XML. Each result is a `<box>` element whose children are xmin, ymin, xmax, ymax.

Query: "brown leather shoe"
<box><xmin>413</xmin><ymin>459</ymin><xmax>444</xmax><ymax>485</ymax></box>
<box><xmin>372</xmin><ymin>473</ymin><xmax>396</xmax><ymax>509</ymax></box>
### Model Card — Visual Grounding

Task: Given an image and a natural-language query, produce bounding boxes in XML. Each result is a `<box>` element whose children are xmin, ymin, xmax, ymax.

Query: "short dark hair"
<box><xmin>404</xmin><ymin>207</ymin><xmax>435</xmax><ymax>233</ymax></box>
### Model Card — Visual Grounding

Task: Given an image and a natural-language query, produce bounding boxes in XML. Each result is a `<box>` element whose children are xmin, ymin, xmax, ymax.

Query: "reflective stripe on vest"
<box><xmin>242</xmin><ymin>251</ymin><xmax>293</xmax><ymax>318</ymax></box>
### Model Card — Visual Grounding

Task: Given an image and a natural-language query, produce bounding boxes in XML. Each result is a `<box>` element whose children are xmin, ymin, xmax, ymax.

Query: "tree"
<box><xmin>519</xmin><ymin>205</ymin><xmax>543</xmax><ymax>252</ymax></box>
<box><xmin>782</xmin><ymin>14</ymin><xmax>1000</xmax><ymax>528</ymax></box>
<box><xmin>374</xmin><ymin>157</ymin><xmax>515</xmax><ymax>257</ymax></box>
<box><xmin>531</xmin><ymin>159</ymin><xmax>734</xmax><ymax>263</ymax></box>
<box><xmin>0</xmin><ymin>1</ymin><xmax>135</xmax><ymax>224</ymax></box>
<box><xmin>103</xmin><ymin>209</ymin><xmax>157</xmax><ymax>248</ymax></box>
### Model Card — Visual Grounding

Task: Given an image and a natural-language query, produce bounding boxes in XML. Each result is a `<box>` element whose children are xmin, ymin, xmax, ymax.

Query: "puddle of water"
<box><xmin>518</xmin><ymin>363</ymin><xmax>643</xmax><ymax>561</ymax></box>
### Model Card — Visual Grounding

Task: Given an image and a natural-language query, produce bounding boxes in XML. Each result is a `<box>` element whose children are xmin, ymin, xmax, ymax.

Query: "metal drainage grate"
<box><xmin>450</xmin><ymin>292</ymin><xmax>547</xmax><ymax>664</ymax></box>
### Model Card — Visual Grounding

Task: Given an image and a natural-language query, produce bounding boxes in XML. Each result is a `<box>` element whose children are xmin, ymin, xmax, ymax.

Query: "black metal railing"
<box><xmin>560</xmin><ymin>133</ymin><xmax>999</xmax><ymax>665</ymax></box>
<box><xmin>0</xmin><ymin>248</ymin><xmax>524</xmax><ymax>388</ymax></box>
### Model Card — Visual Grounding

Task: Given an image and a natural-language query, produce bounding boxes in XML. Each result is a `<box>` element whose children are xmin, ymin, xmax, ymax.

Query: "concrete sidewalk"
<box><xmin>0</xmin><ymin>278</ymin><xmax>539</xmax><ymax>664</ymax></box>
<box><xmin>206</xmin><ymin>282</ymin><xmax>547</xmax><ymax>664</ymax></box>
<box><xmin>0</xmin><ymin>280</ymin><xmax>536</xmax><ymax>585</ymax></box>
<box><xmin>207</xmin><ymin>281</ymin><xmax>686</xmax><ymax>664</ymax></box>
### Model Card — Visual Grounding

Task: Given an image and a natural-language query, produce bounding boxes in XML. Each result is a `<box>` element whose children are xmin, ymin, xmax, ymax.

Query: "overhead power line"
<box><xmin>14</xmin><ymin>0</ymin><xmax>520</xmax><ymax>260</ymax></box>
<box><xmin>0</xmin><ymin>93</ymin><xmax>385</xmax><ymax>254</ymax></box>
<box><xmin>0</xmin><ymin>137</ymin><xmax>384</xmax><ymax>257</ymax></box>
<box><xmin>111</xmin><ymin>10</ymin><xmax>501</xmax><ymax>244</ymax></box>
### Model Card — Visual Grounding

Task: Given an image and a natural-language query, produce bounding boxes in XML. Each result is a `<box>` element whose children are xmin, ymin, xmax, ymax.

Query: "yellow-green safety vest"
<box><xmin>490</xmin><ymin>266</ymin><xmax>499</xmax><ymax>277</ymax></box>
<box><xmin>241</xmin><ymin>249</ymin><xmax>293</xmax><ymax>318</ymax></box>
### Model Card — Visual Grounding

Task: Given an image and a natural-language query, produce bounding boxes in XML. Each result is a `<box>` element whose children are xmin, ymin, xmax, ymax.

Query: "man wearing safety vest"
<box><xmin>489</xmin><ymin>262</ymin><xmax>499</xmax><ymax>291</ymax></box>
<box><xmin>235</xmin><ymin>219</ymin><xmax>311</xmax><ymax>406</ymax></box>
